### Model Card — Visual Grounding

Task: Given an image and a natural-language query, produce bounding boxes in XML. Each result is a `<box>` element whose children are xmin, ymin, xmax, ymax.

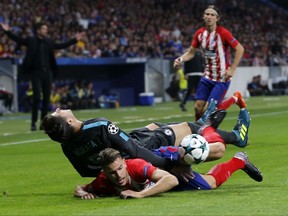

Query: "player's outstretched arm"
<box><xmin>74</xmin><ymin>185</ymin><xmax>98</xmax><ymax>199</ymax></box>
<box><xmin>174</xmin><ymin>46</ymin><xmax>197</xmax><ymax>67</ymax></box>
<box><xmin>120</xmin><ymin>169</ymin><xmax>178</xmax><ymax>199</ymax></box>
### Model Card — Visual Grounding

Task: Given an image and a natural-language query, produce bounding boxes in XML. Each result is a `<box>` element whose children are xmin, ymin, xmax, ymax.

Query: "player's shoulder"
<box><xmin>126</xmin><ymin>159</ymin><xmax>153</xmax><ymax>172</ymax></box>
<box><xmin>126</xmin><ymin>158</ymin><xmax>148</xmax><ymax>166</ymax></box>
<box><xmin>216</xmin><ymin>25</ymin><xmax>231</xmax><ymax>34</ymax></box>
<box><xmin>195</xmin><ymin>27</ymin><xmax>206</xmax><ymax>34</ymax></box>
<box><xmin>81</xmin><ymin>117</ymin><xmax>112</xmax><ymax>131</ymax></box>
<box><xmin>126</xmin><ymin>159</ymin><xmax>156</xmax><ymax>179</ymax></box>
<box><xmin>84</xmin><ymin>117</ymin><xmax>110</xmax><ymax>125</ymax></box>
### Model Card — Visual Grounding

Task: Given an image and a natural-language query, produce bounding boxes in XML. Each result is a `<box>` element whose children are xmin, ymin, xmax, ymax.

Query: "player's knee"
<box><xmin>212</xmin><ymin>143</ymin><xmax>225</xmax><ymax>159</ymax></box>
<box><xmin>207</xmin><ymin>142</ymin><xmax>225</xmax><ymax>161</ymax></box>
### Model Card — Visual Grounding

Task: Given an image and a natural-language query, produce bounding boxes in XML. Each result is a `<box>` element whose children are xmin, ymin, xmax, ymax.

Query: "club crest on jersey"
<box><xmin>164</xmin><ymin>129</ymin><xmax>173</xmax><ymax>136</ymax></box>
<box><xmin>108</xmin><ymin>124</ymin><xmax>119</xmax><ymax>135</ymax></box>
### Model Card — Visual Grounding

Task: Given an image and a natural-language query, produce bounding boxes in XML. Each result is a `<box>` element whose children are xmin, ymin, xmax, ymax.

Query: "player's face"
<box><xmin>104</xmin><ymin>158</ymin><xmax>129</xmax><ymax>188</ymax></box>
<box><xmin>51</xmin><ymin>108</ymin><xmax>75</xmax><ymax>120</ymax></box>
<box><xmin>203</xmin><ymin>9</ymin><xmax>218</xmax><ymax>26</ymax></box>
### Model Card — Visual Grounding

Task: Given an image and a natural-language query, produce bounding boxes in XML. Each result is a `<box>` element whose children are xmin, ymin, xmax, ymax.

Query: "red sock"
<box><xmin>207</xmin><ymin>157</ymin><xmax>245</xmax><ymax>187</ymax></box>
<box><xmin>217</xmin><ymin>96</ymin><xmax>236</xmax><ymax>110</ymax></box>
<box><xmin>202</xmin><ymin>126</ymin><xmax>226</xmax><ymax>147</ymax></box>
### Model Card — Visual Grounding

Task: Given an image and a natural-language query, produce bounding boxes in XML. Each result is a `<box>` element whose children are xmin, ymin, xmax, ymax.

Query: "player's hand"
<box><xmin>170</xmin><ymin>164</ymin><xmax>194</xmax><ymax>182</ymax></box>
<box><xmin>81</xmin><ymin>193</ymin><xmax>98</xmax><ymax>199</ymax></box>
<box><xmin>120</xmin><ymin>190</ymin><xmax>141</xmax><ymax>199</ymax></box>
<box><xmin>173</xmin><ymin>57</ymin><xmax>183</xmax><ymax>68</ymax></box>
<box><xmin>225</xmin><ymin>67</ymin><xmax>234</xmax><ymax>81</ymax></box>
<box><xmin>74</xmin><ymin>185</ymin><xmax>98</xmax><ymax>199</ymax></box>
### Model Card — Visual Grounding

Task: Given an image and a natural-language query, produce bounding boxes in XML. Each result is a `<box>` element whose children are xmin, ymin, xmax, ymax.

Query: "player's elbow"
<box><xmin>236</xmin><ymin>43</ymin><xmax>245</xmax><ymax>55</ymax></box>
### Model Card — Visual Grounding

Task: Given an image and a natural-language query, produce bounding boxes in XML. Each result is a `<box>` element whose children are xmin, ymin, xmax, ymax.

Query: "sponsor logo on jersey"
<box><xmin>205</xmin><ymin>50</ymin><xmax>216</xmax><ymax>57</ymax></box>
<box><xmin>164</xmin><ymin>129</ymin><xmax>173</xmax><ymax>136</ymax></box>
<box><xmin>108</xmin><ymin>124</ymin><xmax>119</xmax><ymax>135</ymax></box>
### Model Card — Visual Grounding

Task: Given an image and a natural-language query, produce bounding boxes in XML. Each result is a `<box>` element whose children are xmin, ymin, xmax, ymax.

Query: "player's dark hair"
<box><xmin>98</xmin><ymin>148</ymin><xmax>122</xmax><ymax>167</ymax></box>
<box><xmin>41</xmin><ymin>114</ymin><xmax>74</xmax><ymax>143</ymax></box>
<box><xmin>206</xmin><ymin>5</ymin><xmax>221</xmax><ymax>17</ymax></box>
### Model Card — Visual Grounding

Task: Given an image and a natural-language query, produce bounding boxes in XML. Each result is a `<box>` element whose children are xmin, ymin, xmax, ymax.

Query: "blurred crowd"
<box><xmin>0</xmin><ymin>0</ymin><xmax>287</xmax><ymax>66</ymax></box>
<box><xmin>19</xmin><ymin>79</ymin><xmax>121</xmax><ymax>112</ymax></box>
<box><xmin>19</xmin><ymin>80</ymin><xmax>99</xmax><ymax>112</ymax></box>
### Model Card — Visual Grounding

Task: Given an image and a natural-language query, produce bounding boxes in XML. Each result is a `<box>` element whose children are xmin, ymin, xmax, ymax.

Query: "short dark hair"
<box><xmin>98</xmin><ymin>148</ymin><xmax>122</xmax><ymax>167</ymax></box>
<box><xmin>41</xmin><ymin>114</ymin><xmax>75</xmax><ymax>143</ymax></box>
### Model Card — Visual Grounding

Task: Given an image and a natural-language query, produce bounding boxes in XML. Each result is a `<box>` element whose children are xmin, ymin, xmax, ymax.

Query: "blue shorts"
<box><xmin>152</xmin><ymin>146</ymin><xmax>211</xmax><ymax>190</ymax></box>
<box><xmin>175</xmin><ymin>172</ymin><xmax>211</xmax><ymax>191</ymax></box>
<box><xmin>194</xmin><ymin>77</ymin><xmax>230</xmax><ymax>105</ymax></box>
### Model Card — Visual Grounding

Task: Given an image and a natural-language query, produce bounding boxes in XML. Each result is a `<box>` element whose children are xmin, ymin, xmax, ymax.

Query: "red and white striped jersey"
<box><xmin>191</xmin><ymin>26</ymin><xmax>239</xmax><ymax>82</ymax></box>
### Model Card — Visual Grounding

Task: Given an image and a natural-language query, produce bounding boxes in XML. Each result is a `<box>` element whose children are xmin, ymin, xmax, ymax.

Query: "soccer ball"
<box><xmin>179</xmin><ymin>134</ymin><xmax>210</xmax><ymax>164</ymax></box>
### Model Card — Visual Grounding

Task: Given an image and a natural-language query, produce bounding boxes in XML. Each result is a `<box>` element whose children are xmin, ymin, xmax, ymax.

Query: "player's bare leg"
<box><xmin>169</xmin><ymin>123</ymin><xmax>192</xmax><ymax>147</ymax></box>
<box><xmin>194</xmin><ymin>100</ymin><xmax>207</xmax><ymax>121</ymax></box>
<box><xmin>205</xmin><ymin>142</ymin><xmax>225</xmax><ymax>161</ymax></box>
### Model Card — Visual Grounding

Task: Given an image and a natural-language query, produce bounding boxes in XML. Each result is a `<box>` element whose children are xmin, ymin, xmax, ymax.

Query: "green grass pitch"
<box><xmin>1</xmin><ymin>95</ymin><xmax>288</xmax><ymax>216</ymax></box>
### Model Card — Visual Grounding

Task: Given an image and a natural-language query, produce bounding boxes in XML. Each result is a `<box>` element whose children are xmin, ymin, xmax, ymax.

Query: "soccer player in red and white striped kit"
<box><xmin>174</xmin><ymin>5</ymin><xmax>245</xmax><ymax>121</ymax></box>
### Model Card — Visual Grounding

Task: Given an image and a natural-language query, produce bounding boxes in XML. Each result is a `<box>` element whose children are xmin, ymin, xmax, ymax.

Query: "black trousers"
<box><xmin>182</xmin><ymin>75</ymin><xmax>201</xmax><ymax>105</ymax></box>
<box><xmin>31</xmin><ymin>70</ymin><xmax>52</xmax><ymax>124</ymax></box>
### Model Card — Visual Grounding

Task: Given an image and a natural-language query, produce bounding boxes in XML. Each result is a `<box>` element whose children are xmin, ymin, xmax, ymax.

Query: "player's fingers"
<box><xmin>120</xmin><ymin>194</ymin><xmax>127</xmax><ymax>199</ymax></box>
<box><xmin>120</xmin><ymin>192</ymin><xmax>132</xmax><ymax>199</ymax></box>
<box><xmin>178</xmin><ymin>174</ymin><xmax>189</xmax><ymax>183</ymax></box>
<box><xmin>82</xmin><ymin>193</ymin><xmax>95</xmax><ymax>199</ymax></box>
<box><xmin>173</xmin><ymin>58</ymin><xmax>182</xmax><ymax>67</ymax></box>
<box><xmin>186</xmin><ymin>172</ymin><xmax>195</xmax><ymax>179</ymax></box>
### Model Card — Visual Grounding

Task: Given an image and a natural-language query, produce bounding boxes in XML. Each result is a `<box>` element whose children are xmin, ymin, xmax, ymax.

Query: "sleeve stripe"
<box><xmin>143</xmin><ymin>165</ymin><xmax>149</xmax><ymax>177</ymax></box>
<box><xmin>82</xmin><ymin>121</ymin><xmax>108</xmax><ymax>130</ymax></box>
<box><xmin>119</xmin><ymin>132</ymin><xmax>129</xmax><ymax>141</ymax></box>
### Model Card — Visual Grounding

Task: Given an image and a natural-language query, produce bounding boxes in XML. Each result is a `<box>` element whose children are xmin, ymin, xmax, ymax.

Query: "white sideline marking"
<box><xmin>1</xmin><ymin>110</ymin><xmax>288</xmax><ymax>147</ymax></box>
<box><xmin>0</xmin><ymin>138</ymin><xmax>49</xmax><ymax>147</ymax></box>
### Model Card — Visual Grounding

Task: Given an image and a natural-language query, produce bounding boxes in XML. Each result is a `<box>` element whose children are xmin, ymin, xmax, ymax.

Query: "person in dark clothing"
<box><xmin>247</xmin><ymin>75</ymin><xmax>271</xmax><ymax>96</ymax></box>
<box><xmin>0</xmin><ymin>88</ymin><xmax>13</xmax><ymax>113</ymax></box>
<box><xmin>165</xmin><ymin>74</ymin><xmax>180</xmax><ymax>101</ymax></box>
<box><xmin>180</xmin><ymin>50</ymin><xmax>204</xmax><ymax>112</ymax></box>
<box><xmin>0</xmin><ymin>22</ymin><xmax>85</xmax><ymax>130</ymax></box>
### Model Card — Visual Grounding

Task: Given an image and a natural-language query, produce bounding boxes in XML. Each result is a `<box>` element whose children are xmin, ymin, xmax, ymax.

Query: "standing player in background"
<box><xmin>179</xmin><ymin>50</ymin><xmax>204</xmax><ymax>112</ymax></box>
<box><xmin>174</xmin><ymin>5</ymin><xmax>245</xmax><ymax>121</ymax></box>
